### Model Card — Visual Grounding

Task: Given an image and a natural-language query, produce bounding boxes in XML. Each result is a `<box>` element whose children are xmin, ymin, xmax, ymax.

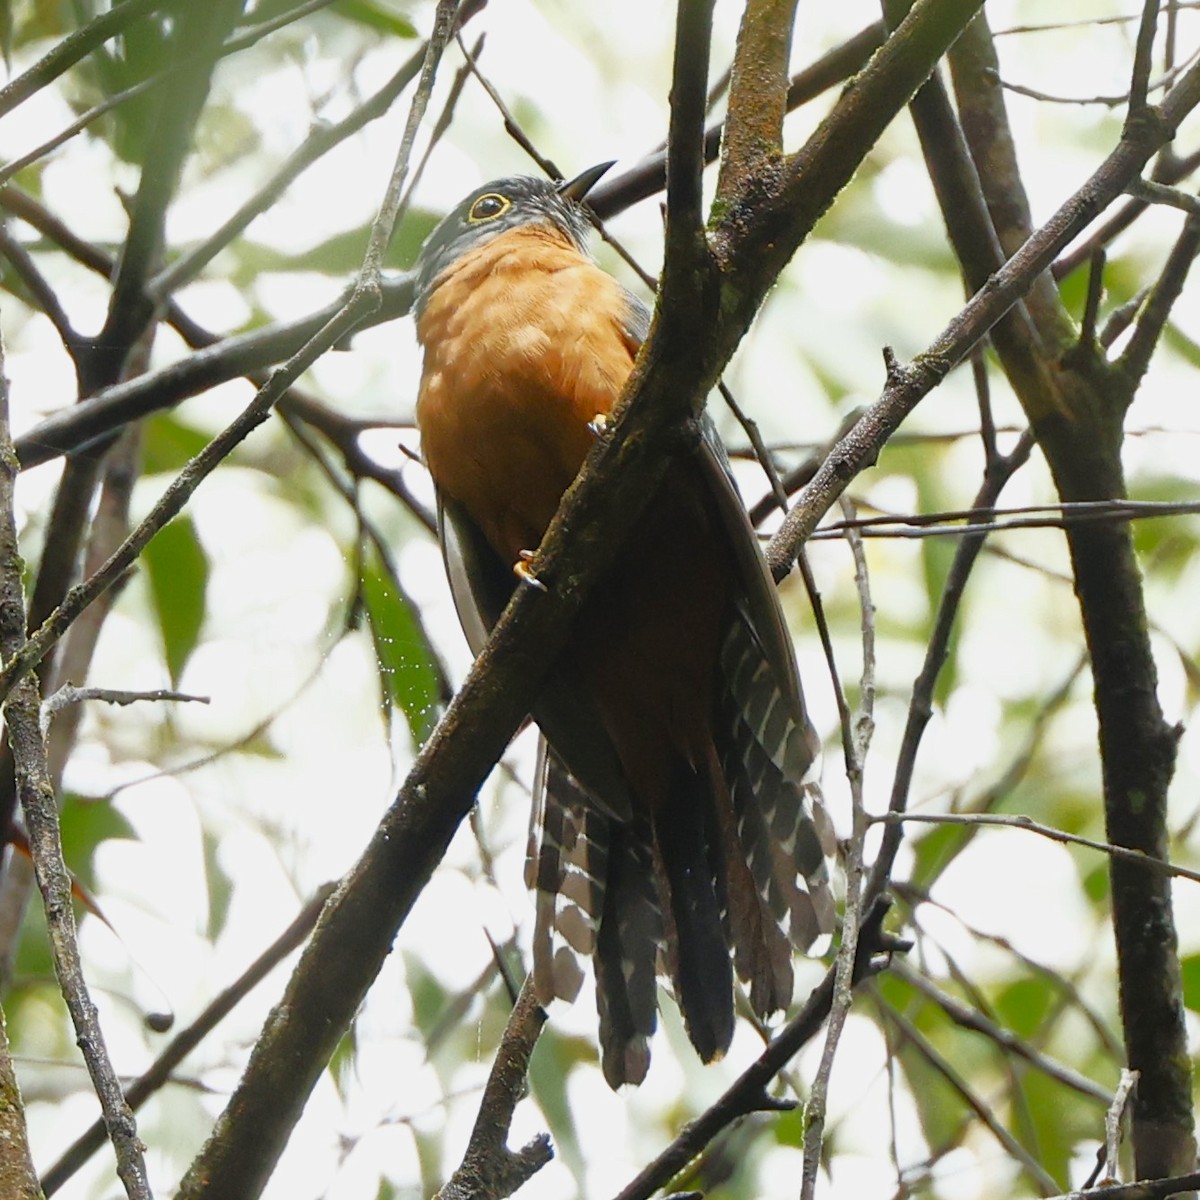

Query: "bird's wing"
<box><xmin>436</xmin><ymin>491</ymin><xmax>635</xmax><ymax>821</ymax></box>
<box><xmin>618</xmin><ymin>283</ymin><xmax>808</xmax><ymax>723</ymax></box>
<box><xmin>696</xmin><ymin>431</ymin><xmax>837</xmax><ymax>953</ymax></box>
<box><xmin>621</xmin><ymin>282</ymin><xmax>836</xmax><ymax>952</ymax></box>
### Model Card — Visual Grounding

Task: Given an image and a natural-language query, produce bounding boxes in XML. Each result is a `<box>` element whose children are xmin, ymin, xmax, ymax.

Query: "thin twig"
<box><xmin>1125</xmin><ymin>176</ymin><xmax>1200</xmax><ymax>215</ymax></box>
<box><xmin>878</xmin><ymin>998</ymin><xmax>1062</xmax><ymax>1195</ymax></box>
<box><xmin>149</xmin><ymin>37</ymin><xmax>429</xmax><ymax>298</ymax></box>
<box><xmin>0</xmin><ymin>340</ymin><xmax>151</xmax><ymax>1199</ymax></box>
<box><xmin>874</xmin><ymin>811</ymin><xmax>1200</xmax><ymax>887</ymax></box>
<box><xmin>799</xmin><ymin>503</ymin><xmax>874</xmax><ymax>1200</ymax></box>
<box><xmin>811</xmin><ymin>496</ymin><xmax>1200</xmax><ymax>539</ymax></box>
<box><xmin>1103</xmin><ymin>1069</ymin><xmax>1141</xmax><ymax>1185</ymax></box>
<box><xmin>435</xmin><ymin>977</ymin><xmax>551</xmax><ymax>1200</ymax></box>
<box><xmin>890</xmin><ymin>959</ymin><xmax>1112</xmax><ymax>1104</ymax></box>
<box><xmin>40</xmin><ymin>885</ymin><xmax>335</xmax><ymax>1197</ymax></box>
<box><xmin>41</xmin><ymin>685</ymin><xmax>209</xmax><ymax>727</ymax></box>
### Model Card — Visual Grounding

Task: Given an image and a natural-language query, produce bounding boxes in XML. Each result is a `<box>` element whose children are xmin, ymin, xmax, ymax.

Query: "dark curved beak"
<box><xmin>557</xmin><ymin>161</ymin><xmax>615</xmax><ymax>203</ymax></box>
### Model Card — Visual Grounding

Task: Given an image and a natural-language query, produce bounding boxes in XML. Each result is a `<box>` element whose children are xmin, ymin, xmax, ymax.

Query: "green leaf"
<box><xmin>142</xmin><ymin>415</ymin><xmax>212</xmax><ymax>476</ymax></box>
<box><xmin>202</xmin><ymin>827</ymin><xmax>235</xmax><ymax>942</ymax></box>
<box><xmin>359</xmin><ymin>545</ymin><xmax>443</xmax><ymax>745</ymax></box>
<box><xmin>1181</xmin><ymin>953</ymin><xmax>1200</xmax><ymax>1013</ymax></box>
<box><xmin>143</xmin><ymin>515</ymin><xmax>209</xmax><ymax>686</ymax></box>
<box><xmin>229</xmin><ymin>207</ymin><xmax>440</xmax><ymax>281</ymax></box>
<box><xmin>909</xmin><ymin>818</ymin><xmax>969</xmax><ymax>891</ymax></box>
<box><xmin>994</xmin><ymin>976</ymin><xmax>1055</xmax><ymax>1041</ymax></box>
<box><xmin>529</xmin><ymin>1029</ymin><xmax>592</xmax><ymax>1182</ymax></box>
<box><xmin>329</xmin><ymin>1021</ymin><xmax>359</xmax><ymax>1098</ymax></box>
<box><xmin>59</xmin><ymin>792</ymin><xmax>137</xmax><ymax>891</ymax></box>
<box><xmin>331</xmin><ymin>0</ymin><xmax>418</xmax><ymax>38</ymax></box>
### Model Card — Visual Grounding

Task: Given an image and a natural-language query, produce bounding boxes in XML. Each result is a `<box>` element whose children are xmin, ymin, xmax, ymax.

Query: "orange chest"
<box><xmin>416</xmin><ymin>228</ymin><xmax>638</xmax><ymax>563</ymax></box>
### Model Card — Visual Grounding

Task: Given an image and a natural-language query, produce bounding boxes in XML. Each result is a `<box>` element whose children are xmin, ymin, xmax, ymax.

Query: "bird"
<box><xmin>412</xmin><ymin>163</ymin><xmax>835</xmax><ymax>1088</ymax></box>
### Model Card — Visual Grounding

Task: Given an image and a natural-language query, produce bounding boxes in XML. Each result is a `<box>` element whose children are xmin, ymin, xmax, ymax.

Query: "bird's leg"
<box><xmin>514</xmin><ymin>550</ymin><xmax>548</xmax><ymax>592</ymax></box>
<box><xmin>587</xmin><ymin>412</ymin><xmax>610</xmax><ymax>438</ymax></box>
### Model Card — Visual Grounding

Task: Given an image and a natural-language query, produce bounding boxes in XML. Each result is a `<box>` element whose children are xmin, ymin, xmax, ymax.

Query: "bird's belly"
<box><xmin>418</xmin><ymin>358</ymin><xmax>599</xmax><ymax>562</ymax></box>
<box><xmin>417</xmin><ymin>266</ymin><xmax>629</xmax><ymax>563</ymax></box>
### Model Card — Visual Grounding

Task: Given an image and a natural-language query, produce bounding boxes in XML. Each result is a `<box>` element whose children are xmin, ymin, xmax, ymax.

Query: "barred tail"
<box><xmin>717</xmin><ymin>612</ymin><xmax>837</xmax><ymax>998</ymax></box>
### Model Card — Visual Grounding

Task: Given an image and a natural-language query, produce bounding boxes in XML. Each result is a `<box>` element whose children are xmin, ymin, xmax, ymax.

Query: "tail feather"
<box><xmin>595</xmin><ymin>818</ymin><xmax>662</xmax><ymax>1087</ymax></box>
<box><xmin>652</xmin><ymin>762</ymin><xmax>734</xmax><ymax>1064</ymax></box>
<box><xmin>718</xmin><ymin>616</ymin><xmax>836</xmax><ymax>958</ymax></box>
<box><xmin>707</xmin><ymin>743</ymin><xmax>794</xmax><ymax>1016</ymax></box>
<box><xmin>528</xmin><ymin>609</ymin><xmax>837</xmax><ymax>1086</ymax></box>
<box><xmin>529</xmin><ymin>749</ymin><xmax>608</xmax><ymax>1005</ymax></box>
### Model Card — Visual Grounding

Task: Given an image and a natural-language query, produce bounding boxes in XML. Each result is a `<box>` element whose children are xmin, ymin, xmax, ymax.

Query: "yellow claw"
<box><xmin>514</xmin><ymin>550</ymin><xmax>548</xmax><ymax>592</ymax></box>
<box><xmin>588</xmin><ymin>412</ymin><xmax>610</xmax><ymax>437</ymax></box>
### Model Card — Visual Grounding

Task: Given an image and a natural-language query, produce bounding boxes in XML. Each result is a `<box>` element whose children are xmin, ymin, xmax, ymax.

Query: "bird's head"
<box><xmin>413</xmin><ymin>162</ymin><xmax>613</xmax><ymax>314</ymax></box>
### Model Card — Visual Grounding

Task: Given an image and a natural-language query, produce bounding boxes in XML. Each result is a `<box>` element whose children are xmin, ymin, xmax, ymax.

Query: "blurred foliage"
<box><xmin>0</xmin><ymin>2</ymin><xmax>1197</xmax><ymax>1199</ymax></box>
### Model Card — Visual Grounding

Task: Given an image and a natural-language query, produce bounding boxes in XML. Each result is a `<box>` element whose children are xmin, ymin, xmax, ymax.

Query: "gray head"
<box><xmin>413</xmin><ymin>162</ymin><xmax>613</xmax><ymax>315</ymax></box>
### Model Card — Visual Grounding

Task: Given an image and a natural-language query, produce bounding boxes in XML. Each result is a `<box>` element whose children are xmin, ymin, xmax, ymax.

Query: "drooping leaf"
<box><xmin>359</xmin><ymin>543</ymin><xmax>444</xmax><ymax>745</ymax></box>
<box><xmin>201</xmin><ymin>826</ymin><xmax>235</xmax><ymax>942</ymax></box>
<box><xmin>993</xmin><ymin>975</ymin><xmax>1055</xmax><ymax>1042</ymax></box>
<box><xmin>58</xmin><ymin>791</ymin><xmax>137</xmax><ymax>892</ymax></box>
<box><xmin>143</xmin><ymin>515</ymin><xmax>209</xmax><ymax>686</ymax></box>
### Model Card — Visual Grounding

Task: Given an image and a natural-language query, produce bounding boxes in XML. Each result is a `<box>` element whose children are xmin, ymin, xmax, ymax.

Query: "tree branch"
<box><xmin>436</xmin><ymin>977</ymin><xmax>551</xmax><ymax>1200</ymax></box>
<box><xmin>716</xmin><ymin>0</ymin><xmax>797</xmax><ymax>201</ymax></box>
<box><xmin>612</xmin><ymin>899</ymin><xmax>903</xmax><ymax>1200</ymax></box>
<box><xmin>0</xmin><ymin>0</ymin><xmax>171</xmax><ymax>120</ymax></box>
<box><xmin>0</xmin><ymin>339</ymin><xmax>150</xmax><ymax>1199</ymax></box>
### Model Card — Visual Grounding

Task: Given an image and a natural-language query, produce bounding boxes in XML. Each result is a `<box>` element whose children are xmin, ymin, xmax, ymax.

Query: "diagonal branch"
<box><xmin>768</xmin><ymin>52</ymin><xmax>1200</xmax><ymax>571</ymax></box>
<box><xmin>0</xmin><ymin>0</ymin><xmax>171</xmax><ymax>120</ymax></box>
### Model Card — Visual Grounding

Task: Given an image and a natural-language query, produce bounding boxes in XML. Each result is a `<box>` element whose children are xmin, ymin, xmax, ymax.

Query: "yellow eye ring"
<box><xmin>468</xmin><ymin>192</ymin><xmax>511</xmax><ymax>223</ymax></box>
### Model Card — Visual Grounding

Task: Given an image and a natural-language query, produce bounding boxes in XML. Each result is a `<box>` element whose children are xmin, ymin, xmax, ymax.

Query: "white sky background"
<box><xmin>3</xmin><ymin>1</ymin><xmax>1200</xmax><ymax>1197</ymax></box>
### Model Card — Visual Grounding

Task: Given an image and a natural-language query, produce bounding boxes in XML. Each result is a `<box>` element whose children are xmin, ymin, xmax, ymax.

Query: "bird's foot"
<box><xmin>587</xmin><ymin>412</ymin><xmax>610</xmax><ymax>438</ymax></box>
<box><xmin>513</xmin><ymin>550</ymin><xmax>547</xmax><ymax>592</ymax></box>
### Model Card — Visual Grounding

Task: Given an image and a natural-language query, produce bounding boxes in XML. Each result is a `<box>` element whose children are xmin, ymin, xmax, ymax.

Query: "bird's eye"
<box><xmin>468</xmin><ymin>193</ymin><xmax>511</xmax><ymax>223</ymax></box>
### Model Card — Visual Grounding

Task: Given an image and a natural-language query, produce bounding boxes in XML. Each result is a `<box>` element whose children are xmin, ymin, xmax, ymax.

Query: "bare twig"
<box><xmin>1047</xmin><ymin>1170</ymin><xmax>1200</xmax><ymax>1200</ymax></box>
<box><xmin>875</xmin><ymin>810</ymin><xmax>1200</xmax><ymax>888</ymax></box>
<box><xmin>435</xmin><ymin>977</ymin><xmax>551</xmax><ymax>1200</ymax></box>
<box><xmin>1103</xmin><ymin>1069</ymin><xmax>1142</xmax><ymax>1185</ymax></box>
<box><xmin>1125</xmin><ymin>176</ymin><xmax>1200</xmax><ymax>215</ymax></box>
<box><xmin>800</xmin><ymin>505</ymin><xmax>874</xmax><ymax>1200</ymax></box>
<box><xmin>811</xmin><ymin>496</ymin><xmax>1200</xmax><ymax>540</ymax></box>
<box><xmin>0</xmin><ymin>341</ymin><xmax>151</xmax><ymax>1198</ymax></box>
<box><xmin>0</xmin><ymin>0</ymin><xmax>168</xmax><ymax>120</ymax></box>
<box><xmin>41</xmin><ymin>685</ymin><xmax>210</xmax><ymax>727</ymax></box>
<box><xmin>1118</xmin><ymin>208</ymin><xmax>1200</xmax><ymax>385</ymax></box>
<box><xmin>40</xmin><ymin>885</ymin><xmax>335</xmax><ymax>1197</ymax></box>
